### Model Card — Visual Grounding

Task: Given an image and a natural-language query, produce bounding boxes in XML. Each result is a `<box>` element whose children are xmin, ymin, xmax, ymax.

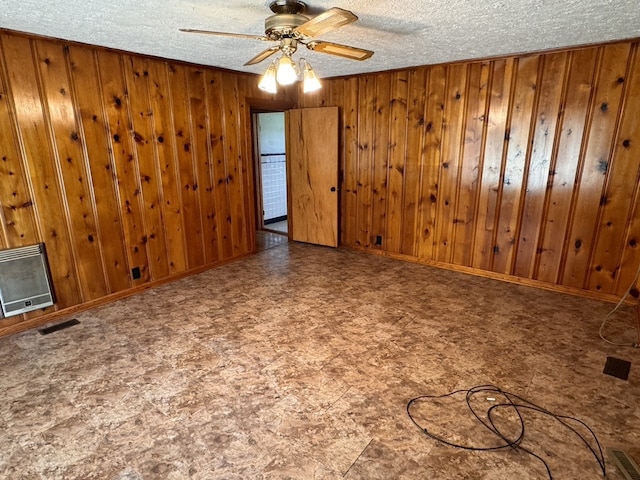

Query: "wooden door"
<box><xmin>286</xmin><ymin>107</ymin><xmax>339</xmax><ymax>247</ymax></box>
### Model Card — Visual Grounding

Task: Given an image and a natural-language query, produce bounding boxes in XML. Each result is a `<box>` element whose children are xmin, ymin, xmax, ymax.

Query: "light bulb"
<box><xmin>302</xmin><ymin>60</ymin><xmax>321</xmax><ymax>93</ymax></box>
<box><xmin>276</xmin><ymin>56</ymin><xmax>298</xmax><ymax>85</ymax></box>
<box><xmin>258</xmin><ymin>62</ymin><xmax>277</xmax><ymax>94</ymax></box>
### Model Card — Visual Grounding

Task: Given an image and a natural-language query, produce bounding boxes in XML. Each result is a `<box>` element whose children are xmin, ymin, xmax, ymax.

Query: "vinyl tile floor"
<box><xmin>256</xmin><ymin>230</ymin><xmax>289</xmax><ymax>252</ymax></box>
<box><xmin>1</xmin><ymin>243</ymin><xmax>639</xmax><ymax>479</ymax></box>
<box><xmin>264</xmin><ymin>220</ymin><xmax>288</xmax><ymax>234</ymax></box>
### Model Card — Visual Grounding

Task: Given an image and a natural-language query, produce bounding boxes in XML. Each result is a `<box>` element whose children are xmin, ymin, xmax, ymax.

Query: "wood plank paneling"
<box><xmin>435</xmin><ymin>64</ymin><xmax>468</xmax><ymax>264</ymax></box>
<box><xmin>97</xmin><ymin>50</ymin><xmax>150</xmax><ymax>284</ymax></box>
<box><xmin>341</xmin><ymin>77</ymin><xmax>359</xmax><ymax>247</ymax></box>
<box><xmin>356</xmin><ymin>76</ymin><xmax>375</xmax><ymax>248</ymax></box>
<box><xmin>67</xmin><ymin>46</ymin><xmax>130</xmax><ymax>294</ymax></box>
<box><xmin>35</xmin><ymin>40</ymin><xmax>108</xmax><ymax>300</ymax></box>
<box><xmin>370</xmin><ymin>73</ymin><xmax>390</xmax><ymax>251</ymax></box>
<box><xmin>561</xmin><ymin>43</ymin><xmax>631</xmax><ymax>289</ymax></box>
<box><xmin>1</xmin><ymin>34</ymin><xmax>81</xmax><ymax>310</ymax></box>
<box><xmin>221</xmin><ymin>76</ymin><xmax>249</xmax><ymax>256</ymax></box>
<box><xmin>471</xmin><ymin>59</ymin><xmax>515</xmax><ymax>271</ymax></box>
<box><xmin>617</xmin><ymin>188</ymin><xmax>640</xmax><ymax>297</ymax></box>
<box><xmin>167</xmin><ymin>63</ymin><xmax>204</xmax><ymax>270</ymax></box>
<box><xmin>0</xmin><ymin>40</ymin><xmax>39</xmax><ymax>248</ymax></box>
<box><xmin>587</xmin><ymin>46</ymin><xmax>640</xmax><ymax>294</ymax></box>
<box><xmin>535</xmin><ymin>48</ymin><xmax>598</xmax><ymax>284</ymax></box>
<box><xmin>333</xmin><ymin>39</ymin><xmax>640</xmax><ymax>303</ymax></box>
<box><xmin>453</xmin><ymin>62</ymin><xmax>490</xmax><ymax>267</ymax></box>
<box><xmin>385</xmin><ymin>71</ymin><xmax>409</xmax><ymax>254</ymax></box>
<box><xmin>416</xmin><ymin>65</ymin><xmax>446</xmax><ymax>261</ymax></box>
<box><xmin>186</xmin><ymin>67</ymin><xmax>217</xmax><ymax>264</ymax></box>
<box><xmin>125</xmin><ymin>56</ymin><xmax>170</xmax><ymax>280</ymax></box>
<box><xmin>0</xmin><ymin>30</ymin><xmax>291</xmax><ymax>335</ymax></box>
<box><xmin>514</xmin><ymin>52</ymin><xmax>568</xmax><ymax>278</ymax></box>
<box><xmin>146</xmin><ymin>61</ymin><xmax>188</xmax><ymax>275</ymax></box>
<box><xmin>205</xmin><ymin>70</ymin><xmax>229</xmax><ymax>260</ymax></box>
<box><xmin>401</xmin><ymin>68</ymin><xmax>427</xmax><ymax>257</ymax></box>
<box><xmin>492</xmin><ymin>56</ymin><xmax>539</xmax><ymax>275</ymax></box>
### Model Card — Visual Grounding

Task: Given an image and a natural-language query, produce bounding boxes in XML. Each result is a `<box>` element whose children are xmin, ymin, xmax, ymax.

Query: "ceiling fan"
<box><xmin>179</xmin><ymin>0</ymin><xmax>374</xmax><ymax>67</ymax></box>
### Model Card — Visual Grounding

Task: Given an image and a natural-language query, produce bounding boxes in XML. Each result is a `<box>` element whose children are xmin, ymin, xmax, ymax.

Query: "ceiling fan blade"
<box><xmin>306</xmin><ymin>41</ymin><xmax>374</xmax><ymax>61</ymax></box>
<box><xmin>244</xmin><ymin>46</ymin><xmax>281</xmax><ymax>66</ymax></box>
<box><xmin>179</xmin><ymin>29</ymin><xmax>270</xmax><ymax>42</ymax></box>
<box><xmin>294</xmin><ymin>7</ymin><xmax>358</xmax><ymax>38</ymax></box>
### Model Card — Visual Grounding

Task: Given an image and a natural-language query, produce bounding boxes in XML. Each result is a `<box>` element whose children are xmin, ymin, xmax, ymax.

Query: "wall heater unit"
<box><xmin>0</xmin><ymin>243</ymin><xmax>55</xmax><ymax>317</ymax></box>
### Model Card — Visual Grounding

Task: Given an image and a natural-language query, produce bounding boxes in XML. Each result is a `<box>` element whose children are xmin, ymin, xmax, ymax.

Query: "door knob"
<box><xmin>330</xmin><ymin>186</ymin><xmax>336</xmax><ymax>192</ymax></box>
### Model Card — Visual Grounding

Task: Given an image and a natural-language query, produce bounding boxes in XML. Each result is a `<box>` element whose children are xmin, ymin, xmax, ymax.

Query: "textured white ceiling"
<box><xmin>1</xmin><ymin>0</ymin><xmax>639</xmax><ymax>79</ymax></box>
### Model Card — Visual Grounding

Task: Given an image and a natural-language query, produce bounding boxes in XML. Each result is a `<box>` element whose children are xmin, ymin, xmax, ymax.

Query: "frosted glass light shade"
<box><xmin>276</xmin><ymin>56</ymin><xmax>298</xmax><ymax>85</ymax></box>
<box><xmin>258</xmin><ymin>62</ymin><xmax>277</xmax><ymax>94</ymax></box>
<box><xmin>302</xmin><ymin>62</ymin><xmax>321</xmax><ymax>93</ymax></box>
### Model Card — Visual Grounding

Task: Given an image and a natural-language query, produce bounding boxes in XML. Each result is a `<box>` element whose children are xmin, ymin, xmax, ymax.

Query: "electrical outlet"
<box><xmin>131</xmin><ymin>267</ymin><xmax>141</xmax><ymax>280</ymax></box>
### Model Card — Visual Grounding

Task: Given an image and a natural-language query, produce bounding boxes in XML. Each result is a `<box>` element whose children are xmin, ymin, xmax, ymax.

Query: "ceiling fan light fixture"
<box><xmin>182</xmin><ymin>3</ymin><xmax>372</xmax><ymax>94</ymax></box>
<box><xmin>276</xmin><ymin>55</ymin><xmax>298</xmax><ymax>85</ymax></box>
<box><xmin>258</xmin><ymin>61</ymin><xmax>278</xmax><ymax>93</ymax></box>
<box><xmin>301</xmin><ymin>59</ymin><xmax>321</xmax><ymax>93</ymax></box>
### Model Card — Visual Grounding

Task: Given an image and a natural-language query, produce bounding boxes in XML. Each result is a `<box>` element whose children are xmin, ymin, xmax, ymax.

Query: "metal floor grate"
<box><xmin>609</xmin><ymin>449</ymin><xmax>640</xmax><ymax>480</ymax></box>
<box><xmin>38</xmin><ymin>319</ymin><xmax>80</xmax><ymax>335</ymax></box>
<box><xmin>603</xmin><ymin>356</ymin><xmax>632</xmax><ymax>380</ymax></box>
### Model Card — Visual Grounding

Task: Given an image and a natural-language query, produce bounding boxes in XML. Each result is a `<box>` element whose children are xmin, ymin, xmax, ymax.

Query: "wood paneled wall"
<box><xmin>1</xmin><ymin>27</ymin><xmax>639</xmax><ymax>336</ymax></box>
<box><xmin>299</xmin><ymin>40</ymin><xmax>640</xmax><ymax>300</ymax></box>
<box><xmin>0</xmin><ymin>30</ymin><xmax>294</xmax><ymax>335</ymax></box>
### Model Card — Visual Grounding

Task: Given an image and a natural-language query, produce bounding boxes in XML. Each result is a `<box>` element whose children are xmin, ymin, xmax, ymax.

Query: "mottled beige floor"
<box><xmin>1</xmin><ymin>243</ymin><xmax>639</xmax><ymax>479</ymax></box>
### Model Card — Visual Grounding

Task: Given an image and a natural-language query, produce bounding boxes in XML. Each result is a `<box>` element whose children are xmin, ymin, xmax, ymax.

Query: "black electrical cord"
<box><xmin>406</xmin><ymin>384</ymin><xmax>606</xmax><ymax>480</ymax></box>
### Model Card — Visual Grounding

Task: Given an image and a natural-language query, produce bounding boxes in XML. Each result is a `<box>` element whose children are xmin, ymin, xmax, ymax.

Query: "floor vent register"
<box><xmin>609</xmin><ymin>449</ymin><xmax>640</xmax><ymax>480</ymax></box>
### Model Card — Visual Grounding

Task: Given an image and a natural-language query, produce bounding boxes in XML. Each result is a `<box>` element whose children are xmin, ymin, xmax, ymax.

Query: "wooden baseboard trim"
<box><xmin>0</xmin><ymin>253</ymin><xmax>251</xmax><ymax>338</ymax></box>
<box><xmin>344</xmin><ymin>245</ymin><xmax>634</xmax><ymax>306</ymax></box>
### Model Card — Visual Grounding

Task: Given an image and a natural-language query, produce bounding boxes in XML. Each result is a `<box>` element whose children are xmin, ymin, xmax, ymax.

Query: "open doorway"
<box><xmin>253</xmin><ymin>110</ymin><xmax>289</xmax><ymax>251</ymax></box>
<box><xmin>256</xmin><ymin>112</ymin><xmax>287</xmax><ymax>234</ymax></box>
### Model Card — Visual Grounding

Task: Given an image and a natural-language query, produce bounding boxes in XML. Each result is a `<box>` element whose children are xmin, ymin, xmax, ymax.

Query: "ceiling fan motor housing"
<box><xmin>265</xmin><ymin>13</ymin><xmax>308</xmax><ymax>39</ymax></box>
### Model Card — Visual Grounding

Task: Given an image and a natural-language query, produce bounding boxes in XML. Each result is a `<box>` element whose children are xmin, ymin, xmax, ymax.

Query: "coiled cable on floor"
<box><xmin>407</xmin><ymin>384</ymin><xmax>606</xmax><ymax>480</ymax></box>
<box><xmin>599</xmin><ymin>261</ymin><xmax>640</xmax><ymax>348</ymax></box>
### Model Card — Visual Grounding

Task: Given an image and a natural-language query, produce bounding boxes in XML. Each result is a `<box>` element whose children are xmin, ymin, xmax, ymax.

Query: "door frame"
<box><xmin>244</xmin><ymin>98</ymin><xmax>295</xmax><ymax>250</ymax></box>
<box><xmin>251</xmin><ymin>112</ymin><xmax>266</xmax><ymax>232</ymax></box>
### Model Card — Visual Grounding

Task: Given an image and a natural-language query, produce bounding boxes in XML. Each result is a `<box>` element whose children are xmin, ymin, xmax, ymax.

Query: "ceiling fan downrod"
<box><xmin>269</xmin><ymin>0</ymin><xmax>307</xmax><ymax>15</ymax></box>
